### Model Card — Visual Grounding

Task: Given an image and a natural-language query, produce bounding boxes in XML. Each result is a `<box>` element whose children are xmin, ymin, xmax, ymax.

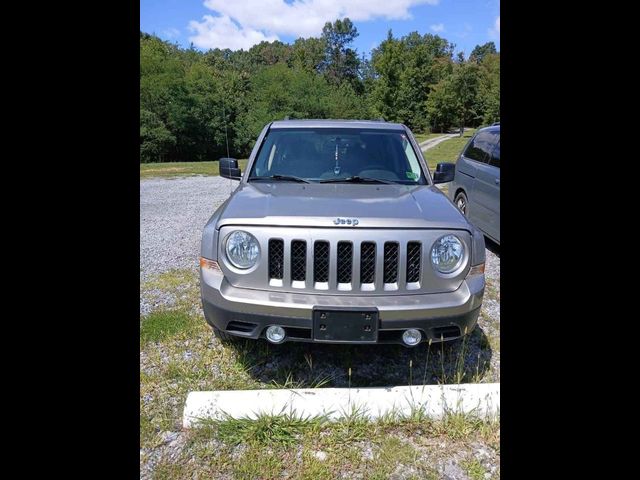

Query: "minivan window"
<box><xmin>464</xmin><ymin>131</ymin><xmax>495</xmax><ymax>163</ymax></box>
<box><xmin>490</xmin><ymin>141</ymin><xmax>500</xmax><ymax>168</ymax></box>
<box><xmin>249</xmin><ymin>128</ymin><xmax>426</xmax><ymax>184</ymax></box>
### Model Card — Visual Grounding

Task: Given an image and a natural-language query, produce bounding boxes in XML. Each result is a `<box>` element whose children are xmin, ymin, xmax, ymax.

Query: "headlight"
<box><xmin>431</xmin><ymin>234</ymin><xmax>464</xmax><ymax>273</ymax></box>
<box><xmin>225</xmin><ymin>230</ymin><xmax>260</xmax><ymax>269</ymax></box>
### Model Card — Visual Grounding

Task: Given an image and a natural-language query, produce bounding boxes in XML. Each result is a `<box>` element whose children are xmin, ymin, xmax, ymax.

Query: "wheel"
<box><xmin>454</xmin><ymin>191</ymin><xmax>468</xmax><ymax>216</ymax></box>
<box><xmin>212</xmin><ymin>325</ymin><xmax>237</xmax><ymax>343</ymax></box>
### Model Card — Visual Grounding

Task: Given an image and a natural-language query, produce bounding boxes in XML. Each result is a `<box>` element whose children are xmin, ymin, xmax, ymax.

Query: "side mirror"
<box><xmin>433</xmin><ymin>162</ymin><xmax>455</xmax><ymax>184</ymax></box>
<box><xmin>219</xmin><ymin>157</ymin><xmax>241</xmax><ymax>180</ymax></box>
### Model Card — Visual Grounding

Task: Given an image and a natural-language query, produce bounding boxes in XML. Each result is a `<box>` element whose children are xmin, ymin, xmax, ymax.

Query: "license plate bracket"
<box><xmin>312</xmin><ymin>307</ymin><xmax>379</xmax><ymax>343</ymax></box>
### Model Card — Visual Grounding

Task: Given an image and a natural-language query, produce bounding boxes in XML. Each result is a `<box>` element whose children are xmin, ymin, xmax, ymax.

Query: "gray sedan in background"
<box><xmin>445</xmin><ymin>125</ymin><xmax>500</xmax><ymax>245</ymax></box>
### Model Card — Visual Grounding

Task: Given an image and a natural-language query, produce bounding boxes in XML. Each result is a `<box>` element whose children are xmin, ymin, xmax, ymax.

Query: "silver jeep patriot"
<box><xmin>200</xmin><ymin>120</ymin><xmax>485</xmax><ymax>347</ymax></box>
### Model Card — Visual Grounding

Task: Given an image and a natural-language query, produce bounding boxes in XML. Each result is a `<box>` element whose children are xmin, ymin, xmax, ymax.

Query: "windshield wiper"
<box><xmin>249</xmin><ymin>175</ymin><xmax>310</xmax><ymax>184</ymax></box>
<box><xmin>319</xmin><ymin>176</ymin><xmax>395</xmax><ymax>185</ymax></box>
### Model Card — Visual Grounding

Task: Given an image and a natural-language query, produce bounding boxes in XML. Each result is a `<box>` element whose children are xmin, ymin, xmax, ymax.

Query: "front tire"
<box><xmin>454</xmin><ymin>191</ymin><xmax>468</xmax><ymax>216</ymax></box>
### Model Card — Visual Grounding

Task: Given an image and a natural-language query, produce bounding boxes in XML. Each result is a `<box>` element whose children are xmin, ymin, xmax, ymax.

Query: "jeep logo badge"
<box><xmin>333</xmin><ymin>218</ymin><xmax>359</xmax><ymax>226</ymax></box>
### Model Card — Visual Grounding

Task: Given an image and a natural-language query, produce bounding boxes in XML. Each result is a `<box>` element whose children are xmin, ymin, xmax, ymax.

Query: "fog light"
<box><xmin>402</xmin><ymin>329</ymin><xmax>422</xmax><ymax>346</ymax></box>
<box><xmin>265</xmin><ymin>325</ymin><xmax>286</xmax><ymax>344</ymax></box>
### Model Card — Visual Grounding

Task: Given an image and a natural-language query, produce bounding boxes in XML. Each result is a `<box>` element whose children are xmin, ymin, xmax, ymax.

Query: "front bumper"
<box><xmin>200</xmin><ymin>267</ymin><xmax>484</xmax><ymax>346</ymax></box>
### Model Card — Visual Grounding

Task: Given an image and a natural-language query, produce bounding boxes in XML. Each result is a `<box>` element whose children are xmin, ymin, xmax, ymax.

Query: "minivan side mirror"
<box><xmin>219</xmin><ymin>157</ymin><xmax>241</xmax><ymax>180</ymax></box>
<box><xmin>433</xmin><ymin>162</ymin><xmax>455</xmax><ymax>184</ymax></box>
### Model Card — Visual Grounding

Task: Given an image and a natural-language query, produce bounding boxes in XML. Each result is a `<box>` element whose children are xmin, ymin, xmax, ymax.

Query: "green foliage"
<box><xmin>139</xmin><ymin>26</ymin><xmax>499</xmax><ymax>163</ymax></box>
<box><xmin>426</xmin><ymin>59</ymin><xmax>484</xmax><ymax>133</ymax></box>
<box><xmin>320</xmin><ymin>18</ymin><xmax>362</xmax><ymax>92</ymax></box>
<box><xmin>371</xmin><ymin>30</ymin><xmax>456</xmax><ymax>131</ymax></box>
<box><xmin>292</xmin><ymin>37</ymin><xmax>325</xmax><ymax>73</ymax></box>
<box><xmin>470</xmin><ymin>42</ymin><xmax>497</xmax><ymax>63</ymax></box>
<box><xmin>140</xmin><ymin>109</ymin><xmax>175</xmax><ymax>163</ymax></box>
<box><xmin>478</xmin><ymin>53</ymin><xmax>500</xmax><ymax>124</ymax></box>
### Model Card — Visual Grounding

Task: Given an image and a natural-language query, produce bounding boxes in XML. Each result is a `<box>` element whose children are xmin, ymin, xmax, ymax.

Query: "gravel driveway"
<box><xmin>140</xmin><ymin>176</ymin><xmax>239</xmax><ymax>284</ymax></box>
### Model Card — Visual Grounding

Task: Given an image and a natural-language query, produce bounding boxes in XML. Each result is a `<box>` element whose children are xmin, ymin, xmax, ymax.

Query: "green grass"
<box><xmin>463</xmin><ymin>458</ymin><xmax>489</xmax><ymax>480</ymax></box>
<box><xmin>169</xmin><ymin>410</ymin><xmax>499</xmax><ymax>479</ymax></box>
<box><xmin>140</xmin><ymin>159</ymin><xmax>248</xmax><ymax>179</ymax></box>
<box><xmin>196</xmin><ymin>412</ymin><xmax>327</xmax><ymax>446</ymax></box>
<box><xmin>423</xmin><ymin>128</ymin><xmax>476</xmax><ymax>170</ymax></box>
<box><xmin>140</xmin><ymin>310</ymin><xmax>197</xmax><ymax>344</ymax></box>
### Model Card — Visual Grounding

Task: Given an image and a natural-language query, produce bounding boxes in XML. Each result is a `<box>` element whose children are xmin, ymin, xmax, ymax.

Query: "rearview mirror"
<box><xmin>433</xmin><ymin>162</ymin><xmax>455</xmax><ymax>184</ymax></box>
<box><xmin>219</xmin><ymin>157</ymin><xmax>241</xmax><ymax>180</ymax></box>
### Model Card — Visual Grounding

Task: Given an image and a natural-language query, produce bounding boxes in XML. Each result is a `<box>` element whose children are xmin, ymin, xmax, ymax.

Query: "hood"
<box><xmin>215</xmin><ymin>183</ymin><xmax>470</xmax><ymax>230</ymax></box>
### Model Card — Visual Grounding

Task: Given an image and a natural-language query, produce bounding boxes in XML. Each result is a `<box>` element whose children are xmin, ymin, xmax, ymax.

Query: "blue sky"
<box><xmin>140</xmin><ymin>0</ymin><xmax>499</xmax><ymax>58</ymax></box>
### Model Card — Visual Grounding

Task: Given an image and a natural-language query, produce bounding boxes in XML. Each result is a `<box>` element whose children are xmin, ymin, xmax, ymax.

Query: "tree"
<box><xmin>320</xmin><ymin>18</ymin><xmax>361</xmax><ymax>91</ymax></box>
<box><xmin>370</xmin><ymin>30</ymin><xmax>405</xmax><ymax>122</ymax></box>
<box><xmin>371</xmin><ymin>30</ymin><xmax>455</xmax><ymax>130</ymax></box>
<box><xmin>477</xmin><ymin>53</ymin><xmax>500</xmax><ymax>124</ymax></box>
<box><xmin>249</xmin><ymin>40</ymin><xmax>293</xmax><ymax>67</ymax></box>
<box><xmin>327</xmin><ymin>82</ymin><xmax>370</xmax><ymax>119</ymax></box>
<box><xmin>291</xmin><ymin>37</ymin><xmax>325</xmax><ymax>73</ymax></box>
<box><xmin>449</xmin><ymin>60</ymin><xmax>481</xmax><ymax>135</ymax></box>
<box><xmin>425</xmin><ymin>59</ymin><xmax>482</xmax><ymax>134</ymax></box>
<box><xmin>469</xmin><ymin>42</ymin><xmax>497</xmax><ymax>64</ymax></box>
<box><xmin>236</xmin><ymin>64</ymin><xmax>334</xmax><ymax>144</ymax></box>
<box><xmin>140</xmin><ymin>109</ymin><xmax>175</xmax><ymax>162</ymax></box>
<box><xmin>425</xmin><ymin>79</ymin><xmax>456</xmax><ymax>133</ymax></box>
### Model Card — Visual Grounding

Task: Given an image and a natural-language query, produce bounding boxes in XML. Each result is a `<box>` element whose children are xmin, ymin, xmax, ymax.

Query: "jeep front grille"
<box><xmin>267</xmin><ymin>238</ymin><xmax>423</xmax><ymax>291</ymax></box>
<box><xmin>219</xmin><ymin>226</ymin><xmax>471</xmax><ymax>295</ymax></box>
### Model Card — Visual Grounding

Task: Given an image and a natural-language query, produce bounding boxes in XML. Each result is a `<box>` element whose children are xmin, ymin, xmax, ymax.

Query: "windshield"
<box><xmin>248</xmin><ymin>128</ymin><xmax>427</xmax><ymax>184</ymax></box>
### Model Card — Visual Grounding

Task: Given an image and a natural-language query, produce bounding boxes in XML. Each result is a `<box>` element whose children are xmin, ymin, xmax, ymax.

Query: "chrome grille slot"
<box><xmin>313</xmin><ymin>241</ymin><xmax>330</xmax><ymax>284</ymax></box>
<box><xmin>360</xmin><ymin>241</ymin><xmax>376</xmax><ymax>289</ymax></box>
<box><xmin>268</xmin><ymin>239</ymin><xmax>284</xmax><ymax>281</ymax></box>
<box><xmin>383</xmin><ymin>242</ymin><xmax>399</xmax><ymax>284</ymax></box>
<box><xmin>406</xmin><ymin>241</ymin><xmax>421</xmax><ymax>284</ymax></box>
<box><xmin>291</xmin><ymin>240</ymin><xmax>307</xmax><ymax>282</ymax></box>
<box><xmin>337</xmin><ymin>242</ymin><xmax>353</xmax><ymax>285</ymax></box>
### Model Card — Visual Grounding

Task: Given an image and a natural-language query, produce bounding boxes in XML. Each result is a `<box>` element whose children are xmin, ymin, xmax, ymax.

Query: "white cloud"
<box><xmin>488</xmin><ymin>16</ymin><xmax>500</xmax><ymax>39</ymax></box>
<box><xmin>189</xmin><ymin>0</ymin><xmax>440</xmax><ymax>50</ymax></box>
<box><xmin>430</xmin><ymin>23</ymin><xmax>444</xmax><ymax>33</ymax></box>
<box><xmin>188</xmin><ymin>15</ymin><xmax>278</xmax><ymax>50</ymax></box>
<box><xmin>163</xmin><ymin>27</ymin><xmax>180</xmax><ymax>39</ymax></box>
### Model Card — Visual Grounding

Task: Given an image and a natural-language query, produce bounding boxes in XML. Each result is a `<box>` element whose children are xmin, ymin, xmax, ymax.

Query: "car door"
<box><xmin>456</xmin><ymin>131</ymin><xmax>493</xmax><ymax>228</ymax></box>
<box><xmin>472</xmin><ymin>135</ymin><xmax>500</xmax><ymax>242</ymax></box>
